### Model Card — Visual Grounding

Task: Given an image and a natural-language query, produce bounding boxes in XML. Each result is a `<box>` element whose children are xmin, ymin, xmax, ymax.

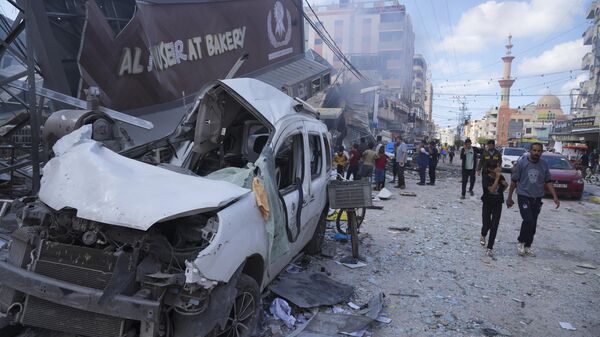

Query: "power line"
<box><xmin>434</xmin><ymin>93</ymin><xmax>587</xmax><ymax>97</ymax></box>
<box><xmin>433</xmin><ymin>69</ymin><xmax>584</xmax><ymax>83</ymax></box>
<box><xmin>413</xmin><ymin>0</ymin><xmax>439</xmax><ymax>65</ymax></box>
<box><xmin>442</xmin><ymin>0</ymin><xmax>461</xmax><ymax>77</ymax></box>
<box><xmin>432</xmin><ymin>22</ymin><xmax>588</xmax><ymax>81</ymax></box>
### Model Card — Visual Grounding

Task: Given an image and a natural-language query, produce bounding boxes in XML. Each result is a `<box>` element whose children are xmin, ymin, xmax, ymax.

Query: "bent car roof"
<box><xmin>219</xmin><ymin>78</ymin><xmax>298</xmax><ymax>128</ymax></box>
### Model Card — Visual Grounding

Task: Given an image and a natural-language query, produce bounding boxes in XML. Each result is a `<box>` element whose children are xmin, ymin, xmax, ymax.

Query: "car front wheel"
<box><xmin>215</xmin><ymin>274</ymin><xmax>261</xmax><ymax>337</ymax></box>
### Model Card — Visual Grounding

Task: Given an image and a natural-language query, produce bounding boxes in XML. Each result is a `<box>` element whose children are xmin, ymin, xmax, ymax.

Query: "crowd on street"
<box><xmin>332</xmin><ymin>137</ymin><xmax>573</xmax><ymax>260</ymax></box>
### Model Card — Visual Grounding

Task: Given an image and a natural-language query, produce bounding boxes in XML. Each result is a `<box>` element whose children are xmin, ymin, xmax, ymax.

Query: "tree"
<box><xmin>476</xmin><ymin>137</ymin><xmax>488</xmax><ymax>146</ymax></box>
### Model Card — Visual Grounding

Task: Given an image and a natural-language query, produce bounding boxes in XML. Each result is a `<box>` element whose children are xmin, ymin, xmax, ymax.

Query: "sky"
<box><xmin>0</xmin><ymin>0</ymin><xmax>592</xmax><ymax>129</ymax></box>
<box><xmin>309</xmin><ymin>0</ymin><xmax>592</xmax><ymax>128</ymax></box>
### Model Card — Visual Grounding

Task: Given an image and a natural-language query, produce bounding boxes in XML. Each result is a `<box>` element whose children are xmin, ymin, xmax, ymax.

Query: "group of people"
<box><xmin>461</xmin><ymin>139</ymin><xmax>560</xmax><ymax>259</ymax></box>
<box><xmin>334</xmin><ymin>136</ymin><xmax>562</xmax><ymax>260</ymax></box>
<box><xmin>332</xmin><ymin>136</ymin><xmax>392</xmax><ymax>191</ymax></box>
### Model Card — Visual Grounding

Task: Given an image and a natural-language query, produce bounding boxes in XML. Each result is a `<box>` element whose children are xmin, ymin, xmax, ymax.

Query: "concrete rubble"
<box><xmin>259</xmin><ymin>162</ymin><xmax>600</xmax><ymax>337</ymax></box>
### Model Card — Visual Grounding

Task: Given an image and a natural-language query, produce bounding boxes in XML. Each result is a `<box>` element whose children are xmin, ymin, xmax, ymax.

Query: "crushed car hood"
<box><xmin>219</xmin><ymin>78</ymin><xmax>296</xmax><ymax>127</ymax></box>
<box><xmin>39</xmin><ymin>125</ymin><xmax>250</xmax><ymax>231</ymax></box>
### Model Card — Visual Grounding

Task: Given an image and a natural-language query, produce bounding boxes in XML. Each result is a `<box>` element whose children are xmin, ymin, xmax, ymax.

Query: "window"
<box><xmin>275</xmin><ymin>134</ymin><xmax>304</xmax><ymax>192</ymax></box>
<box><xmin>322</xmin><ymin>73</ymin><xmax>331</xmax><ymax>86</ymax></box>
<box><xmin>311</xmin><ymin>78</ymin><xmax>321</xmax><ymax>93</ymax></box>
<box><xmin>379</xmin><ymin>31</ymin><xmax>403</xmax><ymax>41</ymax></box>
<box><xmin>308</xmin><ymin>134</ymin><xmax>322</xmax><ymax>178</ymax></box>
<box><xmin>380</xmin><ymin>12</ymin><xmax>404</xmax><ymax>23</ymax></box>
<box><xmin>323</xmin><ymin>135</ymin><xmax>332</xmax><ymax>171</ymax></box>
<box><xmin>525</xmin><ymin>128</ymin><xmax>532</xmax><ymax>134</ymax></box>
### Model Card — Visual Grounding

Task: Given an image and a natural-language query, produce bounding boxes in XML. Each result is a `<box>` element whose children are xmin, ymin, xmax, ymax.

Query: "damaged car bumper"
<box><xmin>0</xmin><ymin>260</ymin><xmax>161</xmax><ymax>323</ymax></box>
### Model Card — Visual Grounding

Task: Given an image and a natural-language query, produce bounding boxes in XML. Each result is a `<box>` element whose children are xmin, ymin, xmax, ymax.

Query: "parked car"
<box><xmin>541</xmin><ymin>152</ymin><xmax>584</xmax><ymax>200</ymax></box>
<box><xmin>501</xmin><ymin>147</ymin><xmax>526</xmax><ymax>172</ymax></box>
<box><xmin>0</xmin><ymin>78</ymin><xmax>331</xmax><ymax>337</ymax></box>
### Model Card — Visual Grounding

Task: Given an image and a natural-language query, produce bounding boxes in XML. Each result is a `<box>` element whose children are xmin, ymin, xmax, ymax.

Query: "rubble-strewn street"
<box><xmin>2</xmin><ymin>1</ymin><xmax>600</xmax><ymax>336</ymax></box>
<box><xmin>262</xmin><ymin>161</ymin><xmax>600</xmax><ymax>337</ymax></box>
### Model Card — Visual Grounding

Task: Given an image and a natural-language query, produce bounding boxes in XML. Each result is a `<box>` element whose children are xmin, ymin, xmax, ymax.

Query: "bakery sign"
<box><xmin>78</xmin><ymin>0</ymin><xmax>303</xmax><ymax>110</ymax></box>
<box><xmin>118</xmin><ymin>27</ymin><xmax>247</xmax><ymax>75</ymax></box>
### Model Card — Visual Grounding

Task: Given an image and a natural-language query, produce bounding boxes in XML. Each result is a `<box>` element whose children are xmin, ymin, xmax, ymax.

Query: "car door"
<box><xmin>303</xmin><ymin>124</ymin><xmax>329</xmax><ymax>242</ymax></box>
<box><xmin>273</xmin><ymin>126</ymin><xmax>306</xmax><ymax>245</ymax></box>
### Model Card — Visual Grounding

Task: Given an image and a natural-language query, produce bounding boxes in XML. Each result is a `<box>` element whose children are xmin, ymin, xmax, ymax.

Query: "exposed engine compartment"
<box><xmin>0</xmin><ymin>201</ymin><xmax>219</xmax><ymax>337</ymax></box>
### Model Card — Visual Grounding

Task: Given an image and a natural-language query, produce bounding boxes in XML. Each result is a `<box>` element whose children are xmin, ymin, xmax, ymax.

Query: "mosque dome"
<box><xmin>537</xmin><ymin>95</ymin><xmax>561</xmax><ymax>109</ymax></box>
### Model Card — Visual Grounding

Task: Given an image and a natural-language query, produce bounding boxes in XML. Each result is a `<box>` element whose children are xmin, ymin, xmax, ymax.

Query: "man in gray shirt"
<box><xmin>394</xmin><ymin>136</ymin><xmax>408</xmax><ymax>189</ymax></box>
<box><xmin>507</xmin><ymin>143</ymin><xmax>560</xmax><ymax>257</ymax></box>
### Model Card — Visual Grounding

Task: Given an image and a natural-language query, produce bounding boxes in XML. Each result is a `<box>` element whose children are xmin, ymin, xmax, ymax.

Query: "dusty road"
<box><xmin>295</xmin><ymin>161</ymin><xmax>600</xmax><ymax>337</ymax></box>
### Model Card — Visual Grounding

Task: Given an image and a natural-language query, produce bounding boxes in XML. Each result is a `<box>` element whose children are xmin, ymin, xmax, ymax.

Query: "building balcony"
<box><xmin>582</xmin><ymin>51</ymin><xmax>594</xmax><ymax>70</ymax></box>
<box><xmin>386</xmin><ymin>59</ymin><xmax>403</xmax><ymax>69</ymax></box>
<box><xmin>378</xmin><ymin>41</ymin><xmax>402</xmax><ymax>51</ymax></box>
<box><xmin>378</xmin><ymin>21</ymin><xmax>405</xmax><ymax>32</ymax></box>
<box><xmin>581</xmin><ymin>79</ymin><xmax>595</xmax><ymax>94</ymax></box>
<box><xmin>583</xmin><ymin>25</ymin><xmax>595</xmax><ymax>45</ymax></box>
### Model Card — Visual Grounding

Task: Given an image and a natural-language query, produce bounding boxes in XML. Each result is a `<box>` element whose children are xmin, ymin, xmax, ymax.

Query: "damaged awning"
<box><xmin>250</xmin><ymin>56</ymin><xmax>330</xmax><ymax>97</ymax></box>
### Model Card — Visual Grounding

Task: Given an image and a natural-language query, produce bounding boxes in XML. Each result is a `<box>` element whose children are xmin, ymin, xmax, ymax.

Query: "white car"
<box><xmin>0</xmin><ymin>79</ymin><xmax>331</xmax><ymax>337</ymax></box>
<box><xmin>501</xmin><ymin>147</ymin><xmax>527</xmax><ymax>172</ymax></box>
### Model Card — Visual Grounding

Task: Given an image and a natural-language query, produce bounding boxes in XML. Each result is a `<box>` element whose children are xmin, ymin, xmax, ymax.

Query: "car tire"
<box><xmin>304</xmin><ymin>209</ymin><xmax>327</xmax><ymax>255</ymax></box>
<box><xmin>212</xmin><ymin>274</ymin><xmax>261</xmax><ymax>337</ymax></box>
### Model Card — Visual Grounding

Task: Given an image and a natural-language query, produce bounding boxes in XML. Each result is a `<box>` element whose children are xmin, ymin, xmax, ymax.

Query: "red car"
<box><xmin>541</xmin><ymin>153</ymin><xmax>585</xmax><ymax>200</ymax></box>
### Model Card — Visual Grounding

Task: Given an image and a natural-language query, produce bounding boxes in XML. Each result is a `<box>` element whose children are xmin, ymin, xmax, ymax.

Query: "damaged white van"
<box><xmin>0</xmin><ymin>78</ymin><xmax>331</xmax><ymax>337</ymax></box>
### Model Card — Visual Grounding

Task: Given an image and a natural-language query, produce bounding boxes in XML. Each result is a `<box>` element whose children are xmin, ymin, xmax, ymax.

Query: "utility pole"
<box><xmin>453</xmin><ymin>95</ymin><xmax>470</xmax><ymax>141</ymax></box>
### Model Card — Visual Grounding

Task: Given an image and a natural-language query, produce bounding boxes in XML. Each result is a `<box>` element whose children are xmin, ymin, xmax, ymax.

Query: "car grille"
<box><xmin>22</xmin><ymin>296</ymin><xmax>125</xmax><ymax>337</ymax></box>
<box><xmin>21</xmin><ymin>240</ymin><xmax>126</xmax><ymax>337</ymax></box>
<box><xmin>553</xmin><ymin>180</ymin><xmax>570</xmax><ymax>188</ymax></box>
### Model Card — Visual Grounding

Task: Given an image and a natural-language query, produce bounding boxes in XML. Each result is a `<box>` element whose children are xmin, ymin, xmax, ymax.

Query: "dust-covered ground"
<box><xmin>283</xmin><ymin>161</ymin><xmax>600</xmax><ymax>337</ymax></box>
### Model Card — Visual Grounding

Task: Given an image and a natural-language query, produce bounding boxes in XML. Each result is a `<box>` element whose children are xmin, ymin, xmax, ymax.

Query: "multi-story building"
<box><xmin>482</xmin><ymin>108</ymin><xmax>498</xmax><ymax>140</ymax></box>
<box><xmin>465</xmin><ymin>119</ymin><xmax>486</xmax><ymax>145</ymax></box>
<box><xmin>305</xmin><ymin>0</ymin><xmax>415</xmax><ymax>102</ymax></box>
<box><xmin>424</xmin><ymin>76</ymin><xmax>433</xmax><ymax>123</ymax></box>
<box><xmin>575</xmin><ymin>1</ymin><xmax>600</xmax><ymax>116</ymax></box>
<box><xmin>563</xmin><ymin>1</ymin><xmax>600</xmax><ymax>150</ymax></box>
<box><xmin>437</xmin><ymin>126</ymin><xmax>456</xmax><ymax>146</ymax></box>
<box><xmin>412</xmin><ymin>54</ymin><xmax>426</xmax><ymax>120</ymax></box>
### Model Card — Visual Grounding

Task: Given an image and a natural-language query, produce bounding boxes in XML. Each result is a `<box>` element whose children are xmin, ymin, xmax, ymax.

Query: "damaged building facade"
<box><xmin>0</xmin><ymin>1</ymin><xmax>339</xmax><ymax>336</ymax></box>
<box><xmin>305</xmin><ymin>0</ymin><xmax>433</xmax><ymax>143</ymax></box>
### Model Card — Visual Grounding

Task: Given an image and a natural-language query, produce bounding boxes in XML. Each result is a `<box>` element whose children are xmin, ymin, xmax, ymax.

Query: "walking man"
<box><xmin>416</xmin><ymin>140</ymin><xmax>429</xmax><ymax>186</ymax></box>
<box><xmin>427</xmin><ymin>141</ymin><xmax>439</xmax><ymax>185</ymax></box>
<box><xmin>395</xmin><ymin>136</ymin><xmax>408</xmax><ymax>189</ymax></box>
<box><xmin>449</xmin><ymin>145</ymin><xmax>455</xmax><ymax>164</ymax></box>
<box><xmin>460</xmin><ymin>138</ymin><xmax>478</xmax><ymax>199</ymax></box>
<box><xmin>477</xmin><ymin>139</ymin><xmax>502</xmax><ymax>176</ymax></box>
<box><xmin>507</xmin><ymin>143</ymin><xmax>560</xmax><ymax>257</ymax></box>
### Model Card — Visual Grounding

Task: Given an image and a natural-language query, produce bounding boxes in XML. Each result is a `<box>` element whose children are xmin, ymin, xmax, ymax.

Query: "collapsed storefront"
<box><xmin>22</xmin><ymin>0</ymin><xmax>332</xmax><ymax>144</ymax></box>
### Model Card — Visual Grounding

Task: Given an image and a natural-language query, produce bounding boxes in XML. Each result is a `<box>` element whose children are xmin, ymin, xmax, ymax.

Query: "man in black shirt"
<box><xmin>480</xmin><ymin>161</ymin><xmax>508</xmax><ymax>258</ymax></box>
<box><xmin>580</xmin><ymin>150</ymin><xmax>589</xmax><ymax>178</ymax></box>
<box><xmin>477</xmin><ymin>139</ymin><xmax>502</xmax><ymax>176</ymax></box>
